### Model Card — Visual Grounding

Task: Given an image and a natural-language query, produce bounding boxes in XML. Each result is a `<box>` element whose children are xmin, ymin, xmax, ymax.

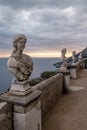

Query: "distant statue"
<box><xmin>61</xmin><ymin>48</ymin><xmax>67</xmax><ymax>67</ymax></box>
<box><xmin>7</xmin><ymin>34</ymin><xmax>33</xmax><ymax>81</ymax></box>
<box><xmin>72</xmin><ymin>51</ymin><xmax>76</xmax><ymax>63</ymax></box>
<box><xmin>79</xmin><ymin>53</ymin><xmax>82</xmax><ymax>62</ymax></box>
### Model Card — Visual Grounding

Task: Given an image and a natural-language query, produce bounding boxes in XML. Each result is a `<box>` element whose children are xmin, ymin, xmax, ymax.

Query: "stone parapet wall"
<box><xmin>0</xmin><ymin>73</ymin><xmax>63</xmax><ymax>129</ymax></box>
<box><xmin>0</xmin><ymin>102</ymin><xmax>13</xmax><ymax>130</ymax></box>
<box><xmin>33</xmin><ymin>73</ymin><xmax>63</xmax><ymax>121</ymax></box>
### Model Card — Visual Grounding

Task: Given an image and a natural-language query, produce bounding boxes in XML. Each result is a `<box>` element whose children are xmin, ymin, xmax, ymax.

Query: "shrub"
<box><xmin>40</xmin><ymin>71</ymin><xmax>57</xmax><ymax>79</ymax></box>
<box><xmin>29</xmin><ymin>78</ymin><xmax>41</xmax><ymax>86</ymax></box>
<box><xmin>29</xmin><ymin>71</ymin><xmax>57</xmax><ymax>86</ymax></box>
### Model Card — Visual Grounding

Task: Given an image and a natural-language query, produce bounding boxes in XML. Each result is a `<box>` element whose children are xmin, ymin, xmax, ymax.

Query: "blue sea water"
<box><xmin>0</xmin><ymin>58</ymin><xmax>61</xmax><ymax>93</ymax></box>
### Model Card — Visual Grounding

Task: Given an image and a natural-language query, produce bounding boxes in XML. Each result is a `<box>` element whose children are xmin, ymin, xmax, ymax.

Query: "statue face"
<box><xmin>17</xmin><ymin>38</ymin><xmax>26</xmax><ymax>51</ymax></box>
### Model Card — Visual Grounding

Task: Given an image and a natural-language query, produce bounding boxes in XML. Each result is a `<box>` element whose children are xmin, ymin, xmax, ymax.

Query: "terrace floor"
<box><xmin>43</xmin><ymin>69</ymin><xmax>87</xmax><ymax>130</ymax></box>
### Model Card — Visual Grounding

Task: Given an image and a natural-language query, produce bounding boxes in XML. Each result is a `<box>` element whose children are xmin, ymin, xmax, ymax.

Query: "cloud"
<box><xmin>0</xmin><ymin>0</ymin><xmax>87</xmax><ymax>57</ymax></box>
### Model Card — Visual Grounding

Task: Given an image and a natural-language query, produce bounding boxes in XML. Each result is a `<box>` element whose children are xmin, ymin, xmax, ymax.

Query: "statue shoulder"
<box><xmin>7</xmin><ymin>56</ymin><xmax>17</xmax><ymax>68</ymax></box>
<box><xmin>23</xmin><ymin>54</ymin><xmax>33</xmax><ymax>65</ymax></box>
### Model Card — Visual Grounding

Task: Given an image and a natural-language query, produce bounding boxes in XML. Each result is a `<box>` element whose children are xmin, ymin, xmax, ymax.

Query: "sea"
<box><xmin>0</xmin><ymin>58</ymin><xmax>61</xmax><ymax>93</ymax></box>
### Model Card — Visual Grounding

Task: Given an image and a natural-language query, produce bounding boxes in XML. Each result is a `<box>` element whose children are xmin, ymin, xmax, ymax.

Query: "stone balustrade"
<box><xmin>0</xmin><ymin>62</ymin><xmax>83</xmax><ymax>130</ymax></box>
<box><xmin>0</xmin><ymin>102</ymin><xmax>13</xmax><ymax>130</ymax></box>
<box><xmin>0</xmin><ymin>39</ymin><xmax>84</xmax><ymax>130</ymax></box>
<box><xmin>33</xmin><ymin>73</ymin><xmax>63</xmax><ymax>122</ymax></box>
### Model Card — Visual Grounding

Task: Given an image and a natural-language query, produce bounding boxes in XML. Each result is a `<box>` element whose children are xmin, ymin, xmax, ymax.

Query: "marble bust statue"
<box><xmin>79</xmin><ymin>53</ymin><xmax>82</xmax><ymax>62</ymax></box>
<box><xmin>7</xmin><ymin>34</ymin><xmax>33</xmax><ymax>82</ymax></box>
<box><xmin>61</xmin><ymin>48</ymin><xmax>67</xmax><ymax>67</ymax></box>
<box><xmin>59</xmin><ymin>48</ymin><xmax>68</xmax><ymax>72</ymax></box>
<box><xmin>72</xmin><ymin>51</ymin><xmax>76</xmax><ymax>63</ymax></box>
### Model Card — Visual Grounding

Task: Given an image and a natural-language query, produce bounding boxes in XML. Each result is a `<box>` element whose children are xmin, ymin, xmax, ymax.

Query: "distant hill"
<box><xmin>53</xmin><ymin>47</ymin><xmax>87</xmax><ymax>68</ymax></box>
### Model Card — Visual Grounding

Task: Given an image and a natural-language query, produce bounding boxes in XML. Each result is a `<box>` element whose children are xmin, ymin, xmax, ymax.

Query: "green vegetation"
<box><xmin>29</xmin><ymin>78</ymin><xmax>41</xmax><ymax>86</ymax></box>
<box><xmin>40</xmin><ymin>71</ymin><xmax>57</xmax><ymax>79</ymax></box>
<box><xmin>29</xmin><ymin>71</ymin><xmax>57</xmax><ymax>86</ymax></box>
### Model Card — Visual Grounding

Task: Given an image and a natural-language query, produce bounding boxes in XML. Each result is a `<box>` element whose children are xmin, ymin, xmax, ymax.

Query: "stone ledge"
<box><xmin>33</xmin><ymin>73</ymin><xmax>63</xmax><ymax>90</ymax></box>
<box><xmin>0</xmin><ymin>90</ymin><xmax>41</xmax><ymax>107</ymax></box>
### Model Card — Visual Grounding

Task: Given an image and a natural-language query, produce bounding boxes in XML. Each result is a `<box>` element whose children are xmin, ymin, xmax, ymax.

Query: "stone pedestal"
<box><xmin>59</xmin><ymin>65</ymin><xmax>68</xmax><ymax>73</ymax></box>
<box><xmin>13</xmin><ymin>97</ymin><xmax>41</xmax><ymax>130</ymax></box>
<box><xmin>0</xmin><ymin>88</ymin><xmax>41</xmax><ymax>130</ymax></box>
<box><xmin>62</xmin><ymin>71</ymin><xmax>70</xmax><ymax>94</ymax></box>
<box><xmin>70</xmin><ymin>65</ymin><xmax>77</xmax><ymax>79</ymax></box>
<box><xmin>59</xmin><ymin>66</ymin><xmax>70</xmax><ymax>94</ymax></box>
<box><xmin>10</xmin><ymin>80</ymin><xmax>32</xmax><ymax>96</ymax></box>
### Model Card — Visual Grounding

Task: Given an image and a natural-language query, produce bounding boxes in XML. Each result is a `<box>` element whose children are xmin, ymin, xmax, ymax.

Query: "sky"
<box><xmin>0</xmin><ymin>0</ymin><xmax>87</xmax><ymax>57</ymax></box>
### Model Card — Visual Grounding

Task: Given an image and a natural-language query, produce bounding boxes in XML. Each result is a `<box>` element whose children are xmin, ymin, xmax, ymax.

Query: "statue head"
<box><xmin>13</xmin><ymin>34</ymin><xmax>27</xmax><ymax>53</ymax></box>
<box><xmin>61</xmin><ymin>48</ymin><xmax>66</xmax><ymax>57</ymax></box>
<box><xmin>7</xmin><ymin>34</ymin><xmax>33</xmax><ymax>82</ymax></box>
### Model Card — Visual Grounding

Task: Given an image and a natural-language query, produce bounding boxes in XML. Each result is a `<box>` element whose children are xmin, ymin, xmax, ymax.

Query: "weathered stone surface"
<box><xmin>33</xmin><ymin>73</ymin><xmax>63</xmax><ymax>122</ymax></box>
<box><xmin>61</xmin><ymin>48</ymin><xmax>67</xmax><ymax>67</ymax></box>
<box><xmin>10</xmin><ymin>80</ymin><xmax>32</xmax><ymax>96</ymax></box>
<box><xmin>61</xmin><ymin>71</ymin><xmax>70</xmax><ymax>94</ymax></box>
<box><xmin>0</xmin><ymin>102</ymin><xmax>13</xmax><ymax>130</ymax></box>
<box><xmin>14</xmin><ymin>101</ymin><xmax>41</xmax><ymax>130</ymax></box>
<box><xmin>0</xmin><ymin>90</ymin><xmax>41</xmax><ymax>106</ymax></box>
<box><xmin>7</xmin><ymin>34</ymin><xmax>33</xmax><ymax>82</ymax></box>
<box><xmin>14</xmin><ymin>99</ymin><xmax>41</xmax><ymax>114</ymax></box>
<box><xmin>7</xmin><ymin>34</ymin><xmax>33</xmax><ymax>96</ymax></box>
<box><xmin>0</xmin><ymin>90</ymin><xmax>41</xmax><ymax>130</ymax></box>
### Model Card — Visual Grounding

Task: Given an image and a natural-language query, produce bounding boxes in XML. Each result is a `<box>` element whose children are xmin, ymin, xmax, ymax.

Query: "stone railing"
<box><xmin>0</xmin><ymin>73</ymin><xmax>63</xmax><ymax>130</ymax></box>
<box><xmin>33</xmin><ymin>73</ymin><xmax>63</xmax><ymax>122</ymax></box>
<box><xmin>0</xmin><ymin>39</ymin><xmax>84</xmax><ymax>130</ymax></box>
<box><xmin>0</xmin><ymin>63</ymin><xmax>83</xmax><ymax>130</ymax></box>
<box><xmin>0</xmin><ymin>102</ymin><xmax>13</xmax><ymax>130</ymax></box>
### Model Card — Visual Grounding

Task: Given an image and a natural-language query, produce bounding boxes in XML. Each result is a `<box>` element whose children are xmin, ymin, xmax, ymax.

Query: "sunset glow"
<box><xmin>0</xmin><ymin>51</ymin><xmax>74</xmax><ymax>58</ymax></box>
<box><xmin>0</xmin><ymin>0</ymin><xmax>87</xmax><ymax>58</ymax></box>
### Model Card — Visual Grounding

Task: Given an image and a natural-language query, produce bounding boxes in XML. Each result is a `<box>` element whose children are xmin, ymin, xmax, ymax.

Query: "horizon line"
<box><xmin>0</xmin><ymin>56</ymin><xmax>61</xmax><ymax>58</ymax></box>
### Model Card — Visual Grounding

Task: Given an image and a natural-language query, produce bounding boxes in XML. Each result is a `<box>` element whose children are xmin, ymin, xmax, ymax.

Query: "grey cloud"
<box><xmin>0</xmin><ymin>0</ymin><xmax>86</xmax><ymax>10</ymax></box>
<box><xmin>0</xmin><ymin>0</ymin><xmax>87</xmax><ymax>55</ymax></box>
